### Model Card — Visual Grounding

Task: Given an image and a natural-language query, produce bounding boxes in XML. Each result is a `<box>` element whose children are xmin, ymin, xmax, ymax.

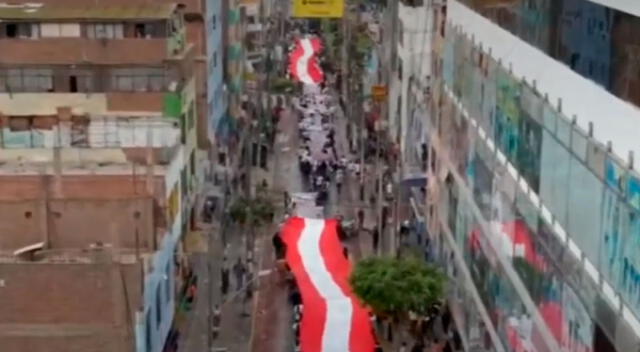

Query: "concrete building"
<box><xmin>0</xmin><ymin>3</ymin><xmax>200</xmax><ymax>352</ymax></box>
<box><xmin>402</xmin><ymin>0</ymin><xmax>640</xmax><ymax>351</ymax></box>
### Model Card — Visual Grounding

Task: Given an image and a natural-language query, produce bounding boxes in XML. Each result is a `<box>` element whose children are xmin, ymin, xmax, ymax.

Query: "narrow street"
<box><xmin>249</xmin><ymin>104</ymin><xmax>300</xmax><ymax>352</ymax></box>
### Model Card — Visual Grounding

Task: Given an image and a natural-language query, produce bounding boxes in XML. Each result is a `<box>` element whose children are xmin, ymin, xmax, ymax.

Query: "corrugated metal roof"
<box><xmin>0</xmin><ymin>3</ymin><xmax>176</xmax><ymax>21</ymax></box>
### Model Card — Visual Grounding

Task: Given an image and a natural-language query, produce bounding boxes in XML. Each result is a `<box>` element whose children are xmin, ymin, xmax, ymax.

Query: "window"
<box><xmin>86</xmin><ymin>23</ymin><xmax>124</xmax><ymax>39</ymax></box>
<box><xmin>64</xmin><ymin>71</ymin><xmax>93</xmax><ymax>92</ymax></box>
<box><xmin>213</xmin><ymin>52</ymin><xmax>217</xmax><ymax>68</ymax></box>
<box><xmin>69</xmin><ymin>76</ymin><xmax>78</xmax><ymax>93</ymax></box>
<box><xmin>41</xmin><ymin>23</ymin><xmax>81</xmax><ymax>38</ymax></box>
<box><xmin>0</xmin><ymin>68</ymin><xmax>53</xmax><ymax>92</ymax></box>
<box><xmin>9</xmin><ymin>117</ymin><xmax>31</xmax><ymax>132</ymax></box>
<box><xmin>23</xmin><ymin>69</ymin><xmax>53</xmax><ymax>92</ymax></box>
<box><xmin>212</xmin><ymin>15</ymin><xmax>217</xmax><ymax>30</ymax></box>
<box><xmin>3</xmin><ymin>23</ymin><xmax>38</xmax><ymax>38</ymax></box>
<box><xmin>110</xmin><ymin>68</ymin><xmax>166</xmax><ymax>92</ymax></box>
<box><xmin>133</xmin><ymin>22</ymin><xmax>160</xmax><ymax>38</ymax></box>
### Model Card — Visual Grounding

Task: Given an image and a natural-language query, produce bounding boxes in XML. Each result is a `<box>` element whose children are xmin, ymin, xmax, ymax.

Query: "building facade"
<box><xmin>206</xmin><ymin>0</ymin><xmax>227</xmax><ymax>141</ymax></box>
<box><xmin>0</xmin><ymin>3</ymin><xmax>201</xmax><ymax>351</ymax></box>
<box><xmin>457</xmin><ymin>0</ymin><xmax>640</xmax><ymax>107</ymax></box>
<box><xmin>409</xmin><ymin>0</ymin><xmax>640</xmax><ymax>351</ymax></box>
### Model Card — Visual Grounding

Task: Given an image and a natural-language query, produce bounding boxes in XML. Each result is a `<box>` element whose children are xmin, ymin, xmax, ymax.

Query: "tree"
<box><xmin>228</xmin><ymin>184</ymin><xmax>275</xmax><ymax>227</ymax></box>
<box><xmin>350</xmin><ymin>256</ymin><xmax>445</xmax><ymax>318</ymax></box>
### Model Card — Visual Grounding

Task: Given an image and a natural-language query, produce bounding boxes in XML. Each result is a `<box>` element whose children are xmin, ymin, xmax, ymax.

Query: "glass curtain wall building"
<box><xmin>422</xmin><ymin>1</ymin><xmax>640</xmax><ymax>351</ymax></box>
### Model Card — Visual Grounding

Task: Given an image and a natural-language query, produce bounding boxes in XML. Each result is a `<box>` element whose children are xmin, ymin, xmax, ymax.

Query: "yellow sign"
<box><xmin>292</xmin><ymin>0</ymin><xmax>344</xmax><ymax>18</ymax></box>
<box><xmin>372</xmin><ymin>85</ymin><xmax>388</xmax><ymax>101</ymax></box>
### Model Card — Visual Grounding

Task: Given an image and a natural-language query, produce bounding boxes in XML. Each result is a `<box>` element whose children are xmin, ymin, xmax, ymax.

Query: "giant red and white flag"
<box><xmin>289</xmin><ymin>37</ymin><xmax>325</xmax><ymax>85</ymax></box>
<box><xmin>281</xmin><ymin>217</ymin><xmax>376</xmax><ymax>352</ymax></box>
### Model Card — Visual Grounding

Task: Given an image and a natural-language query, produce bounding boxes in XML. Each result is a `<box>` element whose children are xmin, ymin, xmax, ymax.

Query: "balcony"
<box><xmin>0</xmin><ymin>91</ymin><xmax>185</xmax><ymax>116</ymax></box>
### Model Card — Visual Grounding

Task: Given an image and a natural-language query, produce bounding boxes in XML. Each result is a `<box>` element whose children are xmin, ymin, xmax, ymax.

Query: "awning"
<box><xmin>281</xmin><ymin>217</ymin><xmax>377</xmax><ymax>352</ymax></box>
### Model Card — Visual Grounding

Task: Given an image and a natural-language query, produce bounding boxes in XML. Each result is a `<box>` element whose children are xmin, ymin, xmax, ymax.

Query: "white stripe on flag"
<box><xmin>296</xmin><ymin>38</ymin><xmax>317</xmax><ymax>85</ymax></box>
<box><xmin>297</xmin><ymin>218</ymin><xmax>353</xmax><ymax>351</ymax></box>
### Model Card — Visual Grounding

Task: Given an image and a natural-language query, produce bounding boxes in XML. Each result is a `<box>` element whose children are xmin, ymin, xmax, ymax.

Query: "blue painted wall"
<box><xmin>135</xmin><ymin>207</ymin><xmax>183</xmax><ymax>352</ymax></box>
<box><xmin>206</xmin><ymin>0</ymin><xmax>227</xmax><ymax>140</ymax></box>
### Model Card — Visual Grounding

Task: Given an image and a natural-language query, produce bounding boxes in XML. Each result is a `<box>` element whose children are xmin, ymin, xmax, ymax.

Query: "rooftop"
<box><xmin>0</xmin><ymin>3</ymin><xmax>177</xmax><ymax>21</ymax></box>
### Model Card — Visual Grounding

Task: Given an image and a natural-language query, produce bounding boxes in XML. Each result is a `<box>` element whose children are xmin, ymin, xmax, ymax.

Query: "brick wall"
<box><xmin>0</xmin><ymin>175</ymin><xmax>165</xmax><ymax>201</ymax></box>
<box><xmin>0</xmin><ymin>197</ymin><xmax>155</xmax><ymax>252</ymax></box>
<box><xmin>0</xmin><ymin>262</ymin><xmax>142</xmax><ymax>352</ymax></box>
<box><xmin>0</xmin><ymin>175</ymin><xmax>169</xmax><ymax>252</ymax></box>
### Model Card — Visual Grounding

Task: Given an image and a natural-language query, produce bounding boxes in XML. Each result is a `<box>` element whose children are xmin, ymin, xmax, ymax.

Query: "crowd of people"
<box><xmin>294</xmin><ymin>82</ymin><xmax>350</xmax><ymax>207</ymax></box>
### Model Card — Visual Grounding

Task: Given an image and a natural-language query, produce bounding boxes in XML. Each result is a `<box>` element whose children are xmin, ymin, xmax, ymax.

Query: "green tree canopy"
<box><xmin>350</xmin><ymin>256</ymin><xmax>445</xmax><ymax>317</ymax></box>
<box><xmin>228</xmin><ymin>187</ymin><xmax>275</xmax><ymax>226</ymax></box>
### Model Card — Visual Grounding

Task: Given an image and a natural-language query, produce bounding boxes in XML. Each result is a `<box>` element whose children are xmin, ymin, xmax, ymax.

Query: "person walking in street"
<box><xmin>335</xmin><ymin>168</ymin><xmax>344</xmax><ymax>196</ymax></box>
<box><xmin>241</xmin><ymin>271</ymin><xmax>254</xmax><ymax>317</ymax></box>
<box><xmin>272</xmin><ymin>231</ymin><xmax>285</xmax><ymax>259</ymax></box>
<box><xmin>220</xmin><ymin>265</ymin><xmax>230</xmax><ymax>298</ymax></box>
<box><xmin>233</xmin><ymin>257</ymin><xmax>247</xmax><ymax>292</ymax></box>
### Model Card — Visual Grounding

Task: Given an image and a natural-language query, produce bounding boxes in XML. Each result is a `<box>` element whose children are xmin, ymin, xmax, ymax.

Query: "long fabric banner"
<box><xmin>289</xmin><ymin>37</ymin><xmax>324</xmax><ymax>85</ymax></box>
<box><xmin>281</xmin><ymin>217</ymin><xmax>376</xmax><ymax>352</ymax></box>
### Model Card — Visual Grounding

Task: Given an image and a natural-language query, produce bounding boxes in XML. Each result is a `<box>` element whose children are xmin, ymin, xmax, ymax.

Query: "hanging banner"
<box><xmin>292</xmin><ymin>0</ymin><xmax>344</xmax><ymax>18</ymax></box>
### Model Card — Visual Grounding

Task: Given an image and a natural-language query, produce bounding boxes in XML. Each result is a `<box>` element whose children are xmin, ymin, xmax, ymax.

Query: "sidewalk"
<box><xmin>177</xmin><ymin>217</ymin><xmax>257</xmax><ymax>352</ymax></box>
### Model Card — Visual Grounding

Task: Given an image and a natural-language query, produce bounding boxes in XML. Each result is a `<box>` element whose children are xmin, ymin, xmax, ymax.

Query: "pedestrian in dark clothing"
<box><xmin>245</xmin><ymin>272</ymin><xmax>254</xmax><ymax>300</ymax></box>
<box><xmin>233</xmin><ymin>258</ymin><xmax>246</xmax><ymax>292</ymax></box>
<box><xmin>272</xmin><ymin>232</ymin><xmax>285</xmax><ymax>259</ymax></box>
<box><xmin>372</xmin><ymin>228</ymin><xmax>379</xmax><ymax>252</ymax></box>
<box><xmin>220</xmin><ymin>267</ymin><xmax>230</xmax><ymax>297</ymax></box>
<box><xmin>289</xmin><ymin>288</ymin><xmax>302</xmax><ymax>306</ymax></box>
<box><xmin>357</xmin><ymin>209</ymin><xmax>365</xmax><ymax>229</ymax></box>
